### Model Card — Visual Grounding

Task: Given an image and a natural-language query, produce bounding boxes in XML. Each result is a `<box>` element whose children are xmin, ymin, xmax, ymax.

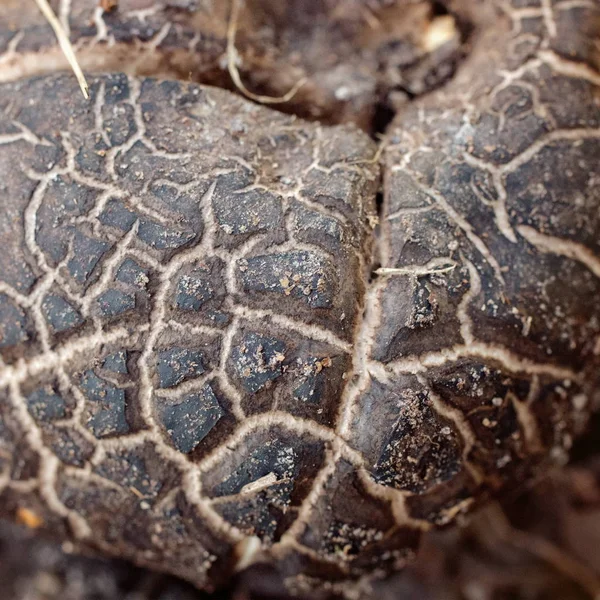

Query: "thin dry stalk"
<box><xmin>227</xmin><ymin>0</ymin><xmax>306</xmax><ymax>104</ymax></box>
<box><xmin>376</xmin><ymin>258</ymin><xmax>458</xmax><ymax>277</ymax></box>
<box><xmin>33</xmin><ymin>0</ymin><xmax>89</xmax><ymax>99</ymax></box>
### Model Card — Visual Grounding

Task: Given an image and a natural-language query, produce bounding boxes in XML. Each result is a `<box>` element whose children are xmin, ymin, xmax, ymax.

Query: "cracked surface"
<box><xmin>376</xmin><ymin>0</ymin><xmax>600</xmax><ymax>526</ymax></box>
<box><xmin>0</xmin><ymin>0</ymin><xmax>599</xmax><ymax>596</ymax></box>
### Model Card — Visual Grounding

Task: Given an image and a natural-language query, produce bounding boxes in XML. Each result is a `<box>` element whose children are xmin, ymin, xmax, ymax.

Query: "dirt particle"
<box><xmin>16</xmin><ymin>507</ymin><xmax>43</xmax><ymax>529</ymax></box>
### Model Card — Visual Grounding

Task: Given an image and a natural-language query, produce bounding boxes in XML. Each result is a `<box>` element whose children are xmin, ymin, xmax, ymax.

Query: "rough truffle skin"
<box><xmin>0</xmin><ymin>0</ymin><xmax>599</xmax><ymax>597</ymax></box>
<box><xmin>374</xmin><ymin>0</ymin><xmax>600</xmax><ymax>523</ymax></box>
<box><xmin>0</xmin><ymin>73</ymin><xmax>379</xmax><ymax>591</ymax></box>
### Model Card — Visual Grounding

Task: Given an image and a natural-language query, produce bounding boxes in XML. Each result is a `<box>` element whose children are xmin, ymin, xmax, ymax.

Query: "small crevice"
<box><xmin>375</xmin><ymin>190</ymin><xmax>385</xmax><ymax>217</ymax></box>
<box><xmin>368</xmin><ymin>190</ymin><xmax>386</xmax><ymax>283</ymax></box>
<box><xmin>369</xmin><ymin>261</ymin><xmax>382</xmax><ymax>283</ymax></box>
<box><xmin>367</xmin><ymin>0</ymin><xmax>472</xmax><ymax>137</ymax></box>
<box><xmin>431</xmin><ymin>0</ymin><xmax>450</xmax><ymax>17</ymax></box>
<box><xmin>370</xmin><ymin>102</ymin><xmax>397</xmax><ymax>140</ymax></box>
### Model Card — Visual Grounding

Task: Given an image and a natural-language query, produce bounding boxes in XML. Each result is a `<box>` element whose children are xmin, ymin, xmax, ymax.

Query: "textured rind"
<box><xmin>371</xmin><ymin>0</ymin><xmax>600</xmax><ymax>536</ymax></box>
<box><xmin>0</xmin><ymin>74</ymin><xmax>378</xmax><ymax>590</ymax></box>
<box><xmin>0</xmin><ymin>0</ymin><xmax>456</xmax><ymax>128</ymax></box>
<box><xmin>0</xmin><ymin>0</ymin><xmax>599</xmax><ymax>596</ymax></box>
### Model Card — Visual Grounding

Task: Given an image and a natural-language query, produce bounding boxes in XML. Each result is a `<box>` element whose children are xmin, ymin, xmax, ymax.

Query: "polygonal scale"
<box><xmin>157</xmin><ymin>386</ymin><xmax>224</xmax><ymax>454</ymax></box>
<box><xmin>42</xmin><ymin>426</ymin><xmax>95</xmax><ymax>468</ymax></box>
<box><xmin>349</xmin><ymin>376</ymin><xmax>465</xmax><ymax>494</ymax></box>
<box><xmin>294</xmin><ymin>459</ymin><xmax>421</xmax><ymax>579</ymax></box>
<box><xmin>345</xmin><ymin>374</ymin><xmax>478</xmax><ymax>526</ymax></box>
<box><xmin>78</xmin><ymin>369</ymin><xmax>131</xmax><ymax>439</ymax></box>
<box><xmin>201</xmin><ymin>424</ymin><xmax>328</xmax><ymax>545</ymax></box>
<box><xmin>225</xmin><ymin>321</ymin><xmax>351</xmax><ymax>427</ymax></box>
<box><xmin>422</xmin><ymin>358</ymin><xmax>593</xmax><ymax>483</ymax></box>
